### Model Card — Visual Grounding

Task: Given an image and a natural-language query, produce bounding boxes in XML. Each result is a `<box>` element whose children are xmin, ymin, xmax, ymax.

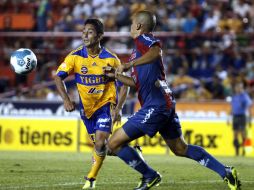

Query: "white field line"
<box><xmin>0</xmin><ymin>180</ymin><xmax>254</xmax><ymax>189</ymax></box>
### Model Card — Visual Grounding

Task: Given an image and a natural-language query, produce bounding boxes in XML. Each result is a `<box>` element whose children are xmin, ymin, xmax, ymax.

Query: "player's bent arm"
<box><xmin>112</xmin><ymin>85</ymin><xmax>130</xmax><ymax>124</ymax></box>
<box><xmin>126</xmin><ymin>45</ymin><xmax>161</xmax><ymax>69</ymax></box>
<box><xmin>54</xmin><ymin>75</ymin><xmax>70</xmax><ymax>101</ymax></box>
<box><xmin>54</xmin><ymin>75</ymin><xmax>75</xmax><ymax>112</ymax></box>
<box><xmin>115</xmin><ymin>73</ymin><xmax>136</xmax><ymax>88</ymax></box>
<box><xmin>117</xmin><ymin>85</ymin><xmax>130</xmax><ymax>110</ymax></box>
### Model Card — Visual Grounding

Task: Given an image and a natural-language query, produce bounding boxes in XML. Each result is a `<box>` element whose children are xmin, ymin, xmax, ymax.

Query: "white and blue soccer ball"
<box><xmin>10</xmin><ymin>48</ymin><xmax>37</xmax><ymax>74</ymax></box>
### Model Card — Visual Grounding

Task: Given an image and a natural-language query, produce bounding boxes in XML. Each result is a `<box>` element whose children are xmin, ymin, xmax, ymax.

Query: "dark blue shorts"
<box><xmin>122</xmin><ymin>105</ymin><xmax>182</xmax><ymax>140</ymax></box>
<box><xmin>80</xmin><ymin>103</ymin><xmax>112</xmax><ymax>136</ymax></box>
<box><xmin>233</xmin><ymin>115</ymin><xmax>246</xmax><ymax>130</ymax></box>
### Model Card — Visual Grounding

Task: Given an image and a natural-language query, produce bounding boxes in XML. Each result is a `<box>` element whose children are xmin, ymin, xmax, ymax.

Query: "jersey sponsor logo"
<box><xmin>130</xmin><ymin>51</ymin><xmax>136</xmax><ymax>60</ymax></box>
<box><xmin>131</xmin><ymin>71</ymin><xmax>137</xmax><ymax>83</ymax></box>
<box><xmin>88</xmin><ymin>88</ymin><xmax>104</xmax><ymax>94</ymax></box>
<box><xmin>141</xmin><ymin>108</ymin><xmax>155</xmax><ymax>123</ymax></box>
<box><xmin>81</xmin><ymin>66</ymin><xmax>88</xmax><ymax>74</ymax></box>
<box><xmin>98</xmin><ymin>118</ymin><xmax>110</xmax><ymax>123</ymax></box>
<box><xmin>156</xmin><ymin>80</ymin><xmax>172</xmax><ymax>94</ymax></box>
<box><xmin>76</xmin><ymin>74</ymin><xmax>108</xmax><ymax>86</ymax></box>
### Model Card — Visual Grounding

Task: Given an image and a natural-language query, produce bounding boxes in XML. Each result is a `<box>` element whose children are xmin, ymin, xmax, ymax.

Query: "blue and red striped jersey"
<box><xmin>130</xmin><ymin>33</ymin><xmax>174</xmax><ymax>109</ymax></box>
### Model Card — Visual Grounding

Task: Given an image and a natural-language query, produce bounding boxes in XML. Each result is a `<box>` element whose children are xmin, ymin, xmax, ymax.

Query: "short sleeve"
<box><xmin>56</xmin><ymin>55</ymin><xmax>75</xmax><ymax>79</ymax></box>
<box><xmin>245</xmin><ymin>93</ymin><xmax>252</xmax><ymax>107</ymax></box>
<box><xmin>141</xmin><ymin>35</ymin><xmax>160</xmax><ymax>48</ymax></box>
<box><xmin>136</xmin><ymin>34</ymin><xmax>161</xmax><ymax>55</ymax></box>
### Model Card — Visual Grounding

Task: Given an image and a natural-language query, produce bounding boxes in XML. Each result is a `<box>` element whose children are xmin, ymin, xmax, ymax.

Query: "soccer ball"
<box><xmin>10</xmin><ymin>48</ymin><xmax>37</xmax><ymax>74</ymax></box>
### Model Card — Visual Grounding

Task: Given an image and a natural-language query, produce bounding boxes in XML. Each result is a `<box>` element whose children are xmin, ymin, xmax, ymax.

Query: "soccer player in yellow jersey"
<box><xmin>54</xmin><ymin>18</ymin><xmax>124</xmax><ymax>189</ymax></box>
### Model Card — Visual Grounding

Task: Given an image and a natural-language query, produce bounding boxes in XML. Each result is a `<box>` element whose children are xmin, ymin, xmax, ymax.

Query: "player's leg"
<box><xmin>159</xmin><ymin>111</ymin><xmax>241</xmax><ymax>190</ymax></box>
<box><xmin>107</xmin><ymin>122</ymin><xmax>161</xmax><ymax>190</ymax></box>
<box><xmin>84</xmin><ymin>131</ymin><xmax>110</xmax><ymax>189</ymax></box>
<box><xmin>162</xmin><ymin>136</ymin><xmax>241</xmax><ymax>189</ymax></box>
<box><xmin>233</xmin><ymin>130</ymin><xmax>240</xmax><ymax>156</ymax></box>
<box><xmin>83</xmin><ymin>103</ymin><xmax>112</xmax><ymax>189</ymax></box>
<box><xmin>81</xmin><ymin>119</ymin><xmax>98</xmax><ymax>189</ymax></box>
<box><xmin>240</xmin><ymin>128</ymin><xmax>247</xmax><ymax>156</ymax></box>
<box><xmin>233</xmin><ymin>116</ymin><xmax>241</xmax><ymax>156</ymax></box>
<box><xmin>239</xmin><ymin>116</ymin><xmax>247</xmax><ymax>156</ymax></box>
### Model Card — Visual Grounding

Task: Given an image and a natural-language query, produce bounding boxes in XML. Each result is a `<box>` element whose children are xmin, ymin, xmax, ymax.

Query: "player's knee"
<box><xmin>106</xmin><ymin>139</ymin><xmax>121</xmax><ymax>155</ymax></box>
<box><xmin>172</xmin><ymin>149</ymin><xmax>185</xmax><ymax>156</ymax></box>
<box><xmin>171</xmin><ymin>144</ymin><xmax>188</xmax><ymax>156</ymax></box>
<box><xmin>95</xmin><ymin>144</ymin><xmax>106</xmax><ymax>157</ymax></box>
<box><xmin>105</xmin><ymin>144</ymin><xmax>115</xmax><ymax>156</ymax></box>
<box><xmin>95</xmin><ymin>140</ymin><xmax>106</xmax><ymax>156</ymax></box>
<box><xmin>233</xmin><ymin>139</ymin><xmax>240</xmax><ymax>148</ymax></box>
<box><xmin>107</xmin><ymin>141</ymin><xmax>116</xmax><ymax>152</ymax></box>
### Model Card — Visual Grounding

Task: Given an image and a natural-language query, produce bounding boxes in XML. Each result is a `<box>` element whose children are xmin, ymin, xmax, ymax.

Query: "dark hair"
<box><xmin>84</xmin><ymin>18</ymin><xmax>104</xmax><ymax>35</ymax></box>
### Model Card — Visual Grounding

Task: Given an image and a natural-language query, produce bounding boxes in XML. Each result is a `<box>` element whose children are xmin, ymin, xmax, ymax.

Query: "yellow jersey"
<box><xmin>56</xmin><ymin>45</ymin><xmax>120</xmax><ymax>119</ymax></box>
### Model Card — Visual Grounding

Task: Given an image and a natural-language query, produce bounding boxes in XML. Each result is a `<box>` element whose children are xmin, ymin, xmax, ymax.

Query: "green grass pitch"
<box><xmin>0</xmin><ymin>152</ymin><xmax>253</xmax><ymax>190</ymax></box>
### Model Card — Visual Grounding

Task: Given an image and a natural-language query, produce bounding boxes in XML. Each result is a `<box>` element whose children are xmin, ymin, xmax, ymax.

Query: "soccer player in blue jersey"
<box><xmin>228</xmin><ymin>82</ymin><xmax>252</xmax><ymax>156</ymax></box>
<box><xmin>104</xmin><ymin>11</ymin><xmax>241</xmax><ymax>190</ymax></box>
<box><xmin>54</xmin><ymin>18</ymin><xmax>128</xmax><ymax>189</ymax></box>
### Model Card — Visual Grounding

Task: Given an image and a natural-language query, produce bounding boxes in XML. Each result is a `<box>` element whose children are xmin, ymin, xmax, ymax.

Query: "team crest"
<box><xmin>81</xmin><ymin>66</ymin><xmax>88</xmax><ymax>74</ymax></box>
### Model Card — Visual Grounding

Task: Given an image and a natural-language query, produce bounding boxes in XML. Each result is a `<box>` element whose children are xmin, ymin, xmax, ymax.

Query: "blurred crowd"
<box><xmin>0</xmin><ymin>0</ymin><xmax>254</xmax><ymax>102</ymax></box>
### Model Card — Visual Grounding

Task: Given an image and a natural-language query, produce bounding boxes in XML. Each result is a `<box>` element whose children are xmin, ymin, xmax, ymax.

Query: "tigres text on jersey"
<box><xmin>56</xmin><ymin>46</ymin><xmax>120</xmax><ymax>118</ymax></box>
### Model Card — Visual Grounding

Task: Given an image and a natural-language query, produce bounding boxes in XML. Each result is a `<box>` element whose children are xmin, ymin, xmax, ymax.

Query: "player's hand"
<box><xmin>104</xmin><ymin>65</ymin><xmax>116</xmax><ymax>78</ymax></box>
<box><xmin>63</xmin><ymin>99</ymin><xmax>75</xmax><ymax>112</ymax></box>
<box><xmin>112</xmin><ymin>107</ymin><xmax>122</xmax><ymax>126</ymax></box>
<box><xmin>118</xmin><ymin>62</ymin><xmax>133</xmax><ymax>73</ymax></box>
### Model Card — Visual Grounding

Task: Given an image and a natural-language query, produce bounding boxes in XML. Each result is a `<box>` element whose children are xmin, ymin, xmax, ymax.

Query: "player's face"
<box><xmin>82</xmin><ymin>24</ymin><xmax>101</xmax><ymax>48</ymax></box>
<box><xmin>234</xmin><ymin>83</ymin><xmax>244</xmax><ymax>93</ymax></box>
<box><xmin>130</xmin><ymin>17</ymin><xmax>139</xmax><ymax>39</ymax></box>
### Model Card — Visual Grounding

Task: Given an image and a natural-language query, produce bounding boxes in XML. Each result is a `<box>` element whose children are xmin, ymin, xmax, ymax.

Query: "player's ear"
<box><xmin>98</xmin><ymin>33</ymin><xmax>103</xmax><ymax>41</ymax></box>
<box><xmin>137</xmin><ymin>23</ymin><xmax>142</xmax><ymax>30</ymax></box>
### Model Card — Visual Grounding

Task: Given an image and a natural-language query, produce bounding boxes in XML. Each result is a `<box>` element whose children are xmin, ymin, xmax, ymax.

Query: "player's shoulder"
<box><xmin>99</xmin><ymin>47</ymin><xmax>119</xmax><ymax>59</ymax></box>
<box><xmin>137</xmin><ymin>33</ymin><xmax>161</xmax><ymax>48</ymax></box>
<box><xmin>67</xmin><ymin>45</ymin><xmax>88</xmax><ymax>58</ymax></box>
<box><xmin>139</xmin><ymin>33</ymin><xmax>159</xmax><ymax>42</ymax></box>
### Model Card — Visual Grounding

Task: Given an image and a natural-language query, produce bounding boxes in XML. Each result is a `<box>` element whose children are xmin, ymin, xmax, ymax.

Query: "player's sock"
<box><xmin>186</xmin><ymin>145</ymin><xmax>226</xmax><ymax>178</ymax></box>
<box><xmin>87</xmin><ymin>151</ymin><xmax>105</xmax><ymax>179</ymax></box>
<box><xmin>116</xmin><ymin>145</ymin><xmax>157</xmax><ymax>178</ymax></box>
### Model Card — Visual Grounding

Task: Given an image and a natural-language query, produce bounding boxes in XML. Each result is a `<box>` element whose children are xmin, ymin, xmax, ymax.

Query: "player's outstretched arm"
<box><xmin>112</xmin><ymin>85</ymin><xmax>129</xmax><ymax>125</ymax></box>
<box><xmin>54</xmin><ymin>75</ymin><xmax>75</xmax><ymax>112</ymax></box>
<box><xmin>115</xmin><ymin>72</ymin><xmax>136</xmax><ymax>87</ymax></box>
<box><xmin>121</xmin><ymin>45</ymin><xmax>161</xmax><ymax>72</ymax></box>
<box><xmin>104</xmin><ymin>67</ymin><xmax>136</xmax><ymax>87</ymax></box>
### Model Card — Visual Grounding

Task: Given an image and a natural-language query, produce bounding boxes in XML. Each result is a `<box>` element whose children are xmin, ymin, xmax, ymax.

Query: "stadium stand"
<box><xmin>0</xmin><ymin>0</ymin><xmax>254</xmax><ymax>103</ymax></box>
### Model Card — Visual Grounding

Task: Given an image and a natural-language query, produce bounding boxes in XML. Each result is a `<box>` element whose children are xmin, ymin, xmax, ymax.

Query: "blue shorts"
<box><xmin>80</xmin><ymin>103</ymin><xmax>112</xmax><ymax>136</ymax></box>
<box><xmin>122</xmin><ymin>105</ymin><xmax>182</xmax><ymax>140</ymax></box>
